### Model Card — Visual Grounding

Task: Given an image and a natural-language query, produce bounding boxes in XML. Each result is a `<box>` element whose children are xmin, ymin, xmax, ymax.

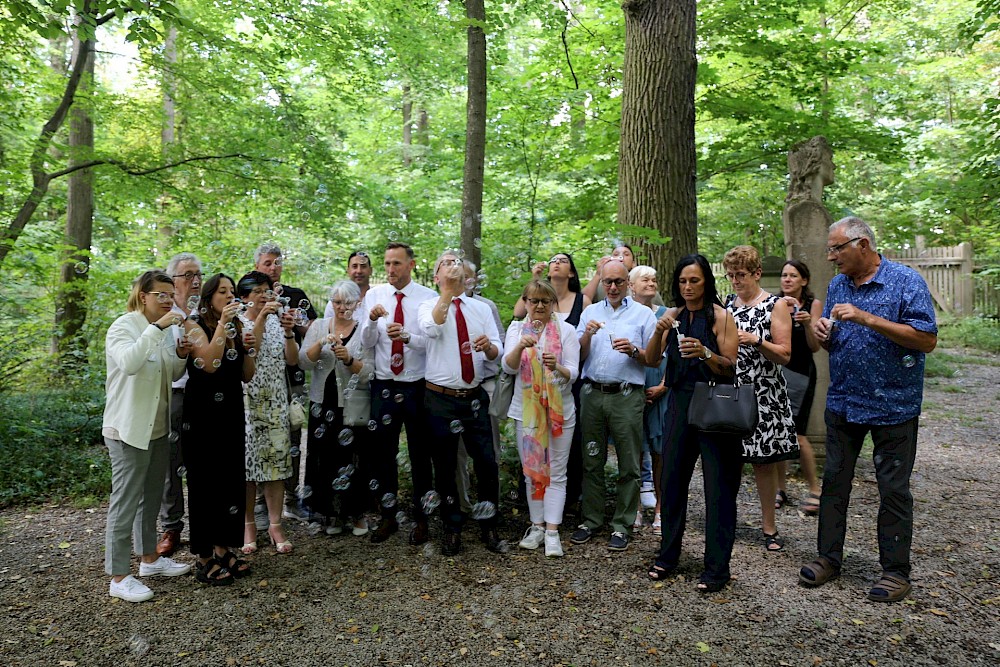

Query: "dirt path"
<box><xmin>2</xmin><ymin>348</ymin><xmax>998</xmax><ymax>666</ymax></box>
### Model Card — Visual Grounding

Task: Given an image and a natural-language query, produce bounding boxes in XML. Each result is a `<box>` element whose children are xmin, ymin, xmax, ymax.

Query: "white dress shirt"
<box><xmin>359</xmin><ymin>280</ymin><xmax>438</xmax><ymax>381</ymax></box>
<box><xmin>418</xmin><ymin>294</ymin><xmax>504</xmax><ymax>389</ymax></box>
<box><xmin>576</xmin><ymin>296</ymin><xmax>656</xmax><ymax>385</ymax></box>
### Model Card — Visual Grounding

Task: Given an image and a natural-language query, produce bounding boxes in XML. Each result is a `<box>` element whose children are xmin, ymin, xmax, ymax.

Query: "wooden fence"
<box><xmin>885</xmin><ymin>240</ymin><xmax>999</xmax><ymax>318</ymax></box>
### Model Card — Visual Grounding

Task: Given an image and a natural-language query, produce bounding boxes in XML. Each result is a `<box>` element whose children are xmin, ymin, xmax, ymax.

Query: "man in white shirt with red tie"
<box><xmin>360</xmin><ymin>242</ymin><xmax>439</xmax><ymax>545</ymax></box>
<box><xmin>418</xmin><ymin>254</ymin><xmax>505</xmax><ymax>556</ymax></box>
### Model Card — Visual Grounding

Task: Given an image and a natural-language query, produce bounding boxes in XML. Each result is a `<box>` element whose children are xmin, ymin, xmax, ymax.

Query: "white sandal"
<box><xmin>652</xmin><ymin>513</ymin><xmax>661</xmax><ymax>537</ymax></box>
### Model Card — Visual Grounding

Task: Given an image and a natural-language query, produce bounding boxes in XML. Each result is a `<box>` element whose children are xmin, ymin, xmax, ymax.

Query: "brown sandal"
<box><xmin>799</xmin><ymin>556</ymin><xmax>840</xmax><ymax>587</ymax></box>
<box><xmin>799</xmin><ymin>492</ymin><xmax>820</xmax><ymax>516</ymax></box>
<box><xmin>867</xmin><ymin>572</ymin><xmax>911</xmax><ymax>602</ymax></box>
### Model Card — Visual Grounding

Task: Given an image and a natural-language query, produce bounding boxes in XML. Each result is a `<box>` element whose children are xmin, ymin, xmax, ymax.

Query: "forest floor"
<box><xmin>1</xmin><ymin>347</ymin><xmax>998</xmax><ymax>667</ymax></box>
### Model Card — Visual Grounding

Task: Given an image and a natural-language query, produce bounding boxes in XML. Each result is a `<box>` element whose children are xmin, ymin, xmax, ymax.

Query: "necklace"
<box><xmin>736</xmin><ymin>289</ymin><xmax>765</xmax><ymax>308</ymax></box>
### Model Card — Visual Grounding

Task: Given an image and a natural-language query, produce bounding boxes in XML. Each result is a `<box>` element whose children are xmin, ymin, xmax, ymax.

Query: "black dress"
<box><xmin>785</xmin><ymin>295</ymin><xmax>817</xmax><ymax>433</ymax></box>
<box><xmin>182</xmin><ymin>324</ymin><xmax>247</xmax><ymax>558</ymax></box>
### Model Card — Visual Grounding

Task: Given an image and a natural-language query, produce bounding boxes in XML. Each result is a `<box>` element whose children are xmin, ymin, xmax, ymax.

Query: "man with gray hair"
<box><xmin>799</xmin><ymin>217</ymin><xmax>937</xmax><ymax>603</ymax></box>
<box><xmin>253</xmin><ymin>242</ymin><xmax>318</xmax><ymax>522</ymax></box>
<box><xmin>155</xmin><ymin>252</ymin><xmax>203</xmax><ymax>557</ymax></box>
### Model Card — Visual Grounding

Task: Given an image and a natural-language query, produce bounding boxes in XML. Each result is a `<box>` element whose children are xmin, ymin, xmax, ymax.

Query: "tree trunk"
<box><xmin>402</xmin><ymin>84</ymin><xmax>413</xmax><ymax>167</ymax></box>
<box><xmin>461</xmin><ymin>0</ymin><xmax>487</xmax><ymax>269</ymax></box>
<box><xmin>618</xmin><ymin>0</ymin><xmax>697</xmax><ymax>282</ymax></box>
<box><xmin>158</xmin><ymin>23</ymin><xmax>178</xmax><ymax>247</ymax></box>
<box><xmin>417</xmin><ymin>109</ymin><xmax>429</xmax><ymax>147</ymax></box>
<box><xmin>54</xmin><ymin>25</ymin><xmax>95</xmax><ymax>363</ymax></box>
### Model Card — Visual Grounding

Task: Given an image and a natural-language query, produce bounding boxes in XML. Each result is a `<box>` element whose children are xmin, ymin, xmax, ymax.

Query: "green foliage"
<box><xmin>937</xmin><ymin>315</ymin><xmax>1000</xmax><ymax>353</ymax></box>
<box><xmin>0</xmin><ymin>384</ymin><xmax>108</xmax><ymax>507</ymax></box>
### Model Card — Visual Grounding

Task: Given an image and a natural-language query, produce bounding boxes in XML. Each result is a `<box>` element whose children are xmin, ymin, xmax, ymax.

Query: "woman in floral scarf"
<box><xmin>502</xmin><ymin>280</ymin><xmax>580</xmax><ymax>557</ymax></box>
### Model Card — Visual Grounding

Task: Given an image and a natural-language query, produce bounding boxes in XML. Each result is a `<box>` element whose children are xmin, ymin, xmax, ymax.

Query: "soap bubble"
<box><xmin>338</xmin><ymin>464</ymin><xmax>355</xmax><ymax>477</ymax></box>
<box><xmin>225</xmin><ymin>348</ymin><xmax>238</xmax><ymax>361</ymax></box>
<box><xmin>367</xmin><ymin>419</ymin><xmax>378</xmax><ymax>431</ymax></box>
<box><xmin>381</xmin><ymin>493</ymin><xmax>397</xmax><ymax>509</ymax></box>
<box><xmin>381</xmin><ymin>389</ymin><xmax>391</xmax><ymax>399</ymax></box>
<box><xmin>176</xmin><ymin>465</ymin><xmax>186</xmax><ymax>477</ymax></box>
<box><xmin>128</xmin><ymin>633</ymin><xmax>150</xmax><ymax>656</ymax></box>
<box><xmin>74</xmin><ymin>261</ymin><xmax>88</xmax><ymax>274</ymax></box>
<box><xmin>299</xmin><ymin>299</ymin><xmax>310</xmax><ymax>310</ymax></box>
<box><xmin>332</xmin><ymin>475</ymin><xmax>350</xmax><ymax>491</ymax></box>
<box><xmin>290</xmin><ymin>446</ymin><xmax>301</xmax><ymax>457</ymax></box>
<box><xmin>192</xmin><ymin>358</ymin><xmax>205</xmax><ymax>369</ymax></box>
<box><xmin>369</xmin><ymin>479</ymin><xmax>379</xmax><ymax>491</ymax></box>
<box><xmin>338</xmin><ymin>428</ymin><xmax>354</xmax><ymax>446</ymax></box>
<box><xmin>902</xmin><ymin>355</ymin><xmax>916</xmax><ymax>368</ymax></box>
<box><xmin>311</xmin><ymin>403</ymin><xmax>323</xmax><ymax>418</ymax></box>
<box><xmin>212</xmin><ymin>358</ymin><xmax>221</xmax><ymax>369</ymax></box>
<box><xmin>461</xmin><ymin>341</ymin><xmax>473</xmax><ymax>355</ymax></box>
<box><xmin>421</xmin><ymin>490</ymin><xmax>441</xmax><ymax>513</ymax></box>
<box><xmin>314</xmin><ymin>425</ymin><xmax>326</xmax><ymax>438</ymax></box>
<box><xmin>449</xmin><ymin>420</ymin><xmax>464</xmax><ymax>434</ymax></box>
<box><xmin>168</xmin><ymin>431</ymin><xmax>179</xmax><ymax>444</ymax></box>
<box><xmin>298</xmin><ymin>485</ymin><xmax>313</xmax><ymax>500</ymax></box>
<box><xmin>325</xmin><ymin>409</ymin><xmax>336</xmax><ymax>422</ymax></box>
<box><xmin>470</xmin><ymin>501</ymin><xmax>496</xmax><ymax>520</ymax></box>
<box><xmin>621</xmin><ymin>384</ymin><xmax>632</xmax><ymax>397</ymax></box>
<box><xmin>246</xmin><ymin>348</ymin><xmax>256</xmax><ymax>358</ymax></box>
<box><xmin>390</xmin><ymin>353</ymin><xmax>403</xmax><ymax>369</ymax></box>
<box><xmin>382</xmin><ymin>414</ymin><xmax>392</xmax><ymax>426</ymax></box>
<box><xmin>531</xmin><ymin>319</ymin><xmax>544</xmax><ymax>333</ymax></box>
<box><xmin>586</xmin><ymin>441</ymin><xmax>600</xmax><ymax>457</ymax></box>
<box><xmin>213</xmin><ymin>392</ymin><xmax>224</xmax><ymax>402</ymax></box>
<box><xmin>473</xmin><ymin>237</ymin><xmax>482</xmax><ymax>248</ymax></box>
<box><xmin>471</xmin><ymin>399</ymin><xmax>481</xmax><ymax>411</ymax></box>
<box><xmin>229</xmin><ymin>505</ymin><xmax>239</xmax><ymax>515</ymax></box>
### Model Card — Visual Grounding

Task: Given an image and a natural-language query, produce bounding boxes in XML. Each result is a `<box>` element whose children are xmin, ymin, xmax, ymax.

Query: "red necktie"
<box><xmin>391</xmin><ymin>292</ymin><xmax>404</xmax><ymax>375</ymax></box>
<box><xmin>453</xmin><ymin>298</ymin><xmax>475</xmax><ymax>384</ymax></box>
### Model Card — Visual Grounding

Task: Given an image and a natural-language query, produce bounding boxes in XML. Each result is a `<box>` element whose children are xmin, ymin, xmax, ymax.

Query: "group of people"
<box><xmin>102</xmin><ymin>216</ymin><xmax>937</xmax><ymax>605</ymax></box>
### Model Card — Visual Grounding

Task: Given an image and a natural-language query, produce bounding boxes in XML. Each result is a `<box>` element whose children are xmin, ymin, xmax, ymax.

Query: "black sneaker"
<box><xmin>569</xmin><ymin>525</ymin><xmax>593</xmax><ymax>545</ymax></box>
<box><xmin>608</xmin><ymin>531</ymin><xmax>629</xmax><ymax>551</ymax></box>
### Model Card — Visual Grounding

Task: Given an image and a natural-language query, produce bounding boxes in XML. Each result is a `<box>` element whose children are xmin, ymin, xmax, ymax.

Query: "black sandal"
<box><xmin>196</xmin><ymin>559</ymin><xmax>234</xmax><ymax>586</ymax></box>
<box><xmin>647</xmin><ymin>564</ymin><xmax>673</xmax><ymax>581</ymax></box>
<box><xmin>763</xmin><ymin>531</ymin><xmax>784</xmax><ymax>551</ymax></box>
<box><xmin>774</xmin><ymin>490</ymin><xmax>789</xmax><ymax>509</ymax></box>
<box><xmin>215</xmin><ymin>550</ymin><xmax>252</xmax><ymax>578</ymax></box>
<box><xmin>696</xmin><ymin>576</ymin><xmax>730</xmax><ymax>593</ymax></box>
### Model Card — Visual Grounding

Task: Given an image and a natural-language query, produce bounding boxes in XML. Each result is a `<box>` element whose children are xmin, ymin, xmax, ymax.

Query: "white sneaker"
<box><xmin>109</xmin><ymin>575</ymin><xmax>153</xmax><ymax>602</ymax></box>
<box><xmin>138</xmin><ymin>556</ymin><xmax>192</xmax><ymax>578</ymax></box>
<box><xmin>518</xmin><ymin>525</ymin><xmax>545</xmax><ymax>550</ymax></box>
<box><xmin>640</xmin><ymin>485</ymin><xmax>656</xmax><ymax>509</ymax></box>
<box><xmin>351</xmin><ymin>517</ymin><xmax>370</xmax><ymax>537</ymax></box>
<box><xmin>544</xmin><ymin>530</ymin><xmax>563</xmax><ymax>558</ymax></box>
<box><xmin>325</xmin><ymin>519</ymin><xmax>344</xmax><ymax>536</ymax></box>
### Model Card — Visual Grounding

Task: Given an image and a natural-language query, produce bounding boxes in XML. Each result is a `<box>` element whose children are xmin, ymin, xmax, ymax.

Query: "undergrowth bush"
<box><xmin>0</xmin><ymin>384</ymin><xmax>108</xmax><ymax>507</ymax></box>
<box><xmin>937</xmin><ymin>315</ymin><xmax>1000</xmax><ymax>354</ymax></box>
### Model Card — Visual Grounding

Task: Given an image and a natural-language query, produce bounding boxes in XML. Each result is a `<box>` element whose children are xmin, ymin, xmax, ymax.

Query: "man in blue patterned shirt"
<box><xmin>799</xmin><ymin>217</ymin><xmax>937</xmax><ymax>603</ymax></box>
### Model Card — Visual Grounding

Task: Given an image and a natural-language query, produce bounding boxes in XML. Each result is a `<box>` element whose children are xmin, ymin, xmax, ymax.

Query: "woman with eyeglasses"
<box><xmin>722</xmin><ymin>246</ymin><xmax>798</xmax><ymax>552</ymax></box>
<box><xmin>776</xmin><ymin>260</ymin><xmax>823</xmax><ymax>514</ymax></box>
<box><xmin>179</xmin><ymin>273</ymin><xmax>257</xmax><ymax>584</ymax></box>
<box><xmin>504</xmin><ymin>279</ymin><xmax>580</xmax><ymax>557</ymax></box>
<box><xmin>514</xmin><ymin>253</ymin><xmax>592</xmax><ymax>325</ymax></box>
<box><xmin>236</xmin><ymin>271</ymin><xmax>299</xmax><ymax>554</ymax></box>
<box><xmin>298</xmin><ymin>280</ymin><xmax>375</xmax><ymax>537</ymax></box>
<box><xmin>643</xmin><ymin>255</ymin><xmax>740</xmax><ymax>592</ymax></box>
<box><xmin>102</xmin><ymin>270</ymin><xmax>193</xmax><ymax>603</ymax></box>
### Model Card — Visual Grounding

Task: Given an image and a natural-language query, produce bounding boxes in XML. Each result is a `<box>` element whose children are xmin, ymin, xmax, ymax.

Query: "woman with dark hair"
<box><xmin>236</xmin><ymin>271</ymin><xmax>299</xmax><ymax>554</ymax></box>
<box><xmin>298</xmin><ymin>279</ymin><xmax>375</xmax><ymax>537</ymax></box>
<box><xmin>103</xmin><ymin>270</ymin><xmax>192</xmax><ymax>602</ymax></box>
<box><xmin>776</xmin><ymin>259</ymin><xmax>823</xmax><ymax>514</ymax></box>
<box><xmin>643</xmin><ymin>255</ymin><xmax>741</xmax><ymax>593</ymax></box>
<box><xmin>514</xmin><ymin>252</ymin><xmax>592</xmax><ymax>324</ymax></box>
<box><xmin>722</xmin><ymin>246</ymin><xmax>797</xmax><ymax>552</ymax></box>
<box><xmin>179</xmin><ymin>273</ymin><xmax>257</xmax><ymax>584</ymax></box>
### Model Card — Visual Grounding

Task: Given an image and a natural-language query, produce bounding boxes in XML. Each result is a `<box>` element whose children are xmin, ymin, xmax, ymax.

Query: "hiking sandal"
<box><xmin>867</xmin><ymin>572</ymin><xmax>912</xmax><ymax>602</ymax></box>
<box><xmin>763</xmin><ymin>531</ymin><xmax>784</xmax><ymax>552</ymax></box>
<box><xmin>799</xmin><ymin>492</ymin><xmax>820</xmax><ymax>516</ymax></box>
<box><xmin>799</xmin><ymin>556</ymin><xmax>840</xmax><ymax>587</ymax></box>
<box><xmin>215</xmin><ymin>550</ymin><xmax>252</xmax><ymax>579</ymax></box>
<box><xmin>774</xmin><ymin>490</ymin><xmax>789</xmax><ymax>509</ymax></box>
<box><xmin>195</xmin><ymin>560</ymin><xmax>234</xmax><ymax>586</ymax></box>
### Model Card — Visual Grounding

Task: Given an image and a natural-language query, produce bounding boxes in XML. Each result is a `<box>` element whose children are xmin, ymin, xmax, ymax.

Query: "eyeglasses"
<box><xmin>602</xmin><ymin>278</ymin><xmax>626</xmax><ymax>287</ymax></box>
<box><xmin>826</xmin><ymin>237</ymin><xmax>861</xmax><ymax>255</ymax></box>
<box><xmin>146</xmin><ymin>291</ymin><xmax>175</xmax><ymax>304</ymax></box>
<box><xmin>172</xmin><ymin>271</ymin><xmax>202</xmax><ymax>281</ymax></box>
<box><xmin>548</xmin><ymin>257</ymin><xmax>570</xmax><ymax>265</ymax></box>
<box><xmin>525</xmin><ymin>298</ymin><xmax>552</xmax><ymax>306</ymax></box>
<box><xmin>330</xmin><ymin>300</ymin><xmax>357</xmax><ymax>308</ymax></box>
<box><xmin>725</xmin><ymin>271</ymin><xmax>756</xmax><ymax>281</ymax></box>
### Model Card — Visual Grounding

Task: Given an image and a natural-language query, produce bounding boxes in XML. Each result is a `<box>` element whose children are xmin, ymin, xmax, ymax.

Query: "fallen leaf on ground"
<box><xmin>696</xmin><ymin>641</ymin><xmax>710</xmax><ymax>653</ymax></box>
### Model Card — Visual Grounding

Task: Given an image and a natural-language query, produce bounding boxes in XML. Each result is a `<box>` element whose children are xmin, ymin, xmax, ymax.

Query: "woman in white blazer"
<box><xmin>102</xmin><ymin>270</ymin><xmax>192</xmax><ymax>602</ymax></box>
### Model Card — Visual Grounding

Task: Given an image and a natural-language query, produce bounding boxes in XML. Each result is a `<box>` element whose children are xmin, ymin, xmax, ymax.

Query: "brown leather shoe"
<box><xmin>370</xmin><ymin>519</ymin><xmax>398</xmax><ymax>544</ymax></box>
<box><xmin>408</xmin><ymin>520</ymin><xmax>429</xmax><ymax>546</ymax></box>
<box><xmin>156</xmin><ymin>529</ymin><xmax>181</xmax><ymax>557</ymax></box>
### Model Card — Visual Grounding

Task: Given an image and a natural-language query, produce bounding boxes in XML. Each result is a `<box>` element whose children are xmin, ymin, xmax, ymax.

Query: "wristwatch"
<box><xmin>701</xmin><ymin>348</ymin><xmax>713</xmax><ymax>360</ymax></box>
<box><xmin>752</xmin><ymin>335</ymin><xmax>763</xmax><ymax>348</ymax></box>
<box><xmin>630</xmin><ymin>346</ymin><xmax>639</xmax><ymax>359</ymax></box>
<box><xmin>400</xmin><ymin>332</ymin><xmax>411</xmax><ymax>344</ymax></box>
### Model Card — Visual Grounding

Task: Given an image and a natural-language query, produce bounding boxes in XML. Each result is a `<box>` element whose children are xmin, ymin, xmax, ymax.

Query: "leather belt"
<box><xmin>425</xmin><ymin>381</ymin><xmax>481</xmax><ymax>399</ymax></box>
<box><xmin>586</xmin><ymin>380</ymin><xmax>641</xmax><ymax>394</ymax></box>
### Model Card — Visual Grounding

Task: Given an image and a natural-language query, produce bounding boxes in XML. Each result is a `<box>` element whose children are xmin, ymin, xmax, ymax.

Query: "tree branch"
<box><xmin>559</xmin><ymin>4</ymin><xmax>580</xmax><ymax>90</ymax></box>
<box><xmin>47</xmin><ymin>152</ymin><xmax>260</xmax><ymax>180</ymax></box>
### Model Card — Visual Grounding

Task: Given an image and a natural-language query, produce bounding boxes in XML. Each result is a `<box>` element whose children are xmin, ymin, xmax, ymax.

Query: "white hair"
<box><xmin>629</xmin><ymin>265</ymin><xmax>656</xmax><ymax>282</ymax></box>
<box><xmin>831</xmin><ymin>217</ymin><xmax>876</xmax><ymax>249</ymax></box>
<box><xmin>166</xmin><ymin>252</ymin><xmax>200</xmax><ymax>276</ymax></box>
<box><xmin>254</xmin><ymin>242</ymin><xmax>283</xmax><ymax>265</ymax></box>
<box><xmin>328</xmin><ymin>279</ymin><xmax>360</xmax><ymax>304</ymax></box>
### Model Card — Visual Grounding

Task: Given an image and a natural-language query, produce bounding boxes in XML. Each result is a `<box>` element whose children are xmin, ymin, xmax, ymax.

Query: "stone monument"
<box><xmin>782</xmin><ymin>136</ymin><xmax>836</xmax><ymax>456</ymax></box>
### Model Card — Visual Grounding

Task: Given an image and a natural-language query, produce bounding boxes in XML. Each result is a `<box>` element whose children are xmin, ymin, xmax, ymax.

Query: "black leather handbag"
<box><xmin>687</xmin><ymin>379</ymin><xmax>759</xmax><ymax>438</ymax></box>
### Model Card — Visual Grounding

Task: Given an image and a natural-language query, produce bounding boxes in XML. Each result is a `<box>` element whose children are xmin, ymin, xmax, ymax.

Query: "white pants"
<box><xmin>515</xmin><ymin>419</ymin><xmax>575</xmax><ymax>526</ymax></box>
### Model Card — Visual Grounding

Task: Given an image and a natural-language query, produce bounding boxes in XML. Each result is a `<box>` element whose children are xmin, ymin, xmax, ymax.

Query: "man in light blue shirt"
<box><xmin>570</xmin><ymin>261</ymin><xmax>656</xmax><ymax>552</ymax></box>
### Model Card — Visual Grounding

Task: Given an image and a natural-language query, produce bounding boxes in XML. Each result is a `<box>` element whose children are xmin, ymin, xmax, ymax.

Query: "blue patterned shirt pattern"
<box><xmin>823</xmin><ymin>256</ymin><xmax>937</xmax><ymax>425</ymax></box>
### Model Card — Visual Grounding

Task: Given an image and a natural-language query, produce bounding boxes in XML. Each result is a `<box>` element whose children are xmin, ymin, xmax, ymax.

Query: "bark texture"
<box><xmin>461</xmin><ymin>0</ymin><xmax>487</xmax><ymax>269</ymax></box>
<box><xmin>618</xmin><ymin>0</ymin><xmax>698</xmax><ymax>282</ymax></box>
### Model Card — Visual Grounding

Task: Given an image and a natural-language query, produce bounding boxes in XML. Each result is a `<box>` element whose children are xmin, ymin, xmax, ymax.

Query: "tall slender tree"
<box><xmin>461</xmin><ymin>0</ymin><xmax>487</xmax><ymax>268</ymax></box>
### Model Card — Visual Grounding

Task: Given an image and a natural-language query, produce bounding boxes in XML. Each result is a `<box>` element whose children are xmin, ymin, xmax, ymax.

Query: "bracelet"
<box><xmin>344</xmin><ymin>357</ymin><xmax>355</xmax><ymax>366</ymax></box>
<box><xmin>284</xmin><ymin>334</ymin><xmax>295</xmax><ymax>340</ymax></box>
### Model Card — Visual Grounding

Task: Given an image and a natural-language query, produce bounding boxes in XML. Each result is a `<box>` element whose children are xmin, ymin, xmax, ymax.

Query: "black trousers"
<box><xmin>424</xmin><ymin>387</ymin><xmax>498</xmax><ymax>533</ymax></box>
<box><xmin>819</xmin><ymin>410</ymin><xmax>918</xmax><ymax>579</ymax></box>
<box><xmin>370</xmin><ymin>379</ymin><xmax>434</xmax><ymax>519</ymax></box>
<box><xmin>656</xmin><ymin>389</ymin><xmax>743</xmax><ymax>584</ymax></box>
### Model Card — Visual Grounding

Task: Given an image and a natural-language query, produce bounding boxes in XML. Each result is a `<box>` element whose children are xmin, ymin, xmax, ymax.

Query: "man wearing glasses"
<box><xmin>155</xmin><ymin>252</ymin><xmax>202</xmax><ymax>557</ymax></box>
<box><xmin>799</xmin><ymin>217</ymin><xmax>937</xmax><ymax>603</ymax></box>
<box><xmin>571</xmin><ymin>260</ymin><xmax>657</xmax><ymax>552</ymax></box>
